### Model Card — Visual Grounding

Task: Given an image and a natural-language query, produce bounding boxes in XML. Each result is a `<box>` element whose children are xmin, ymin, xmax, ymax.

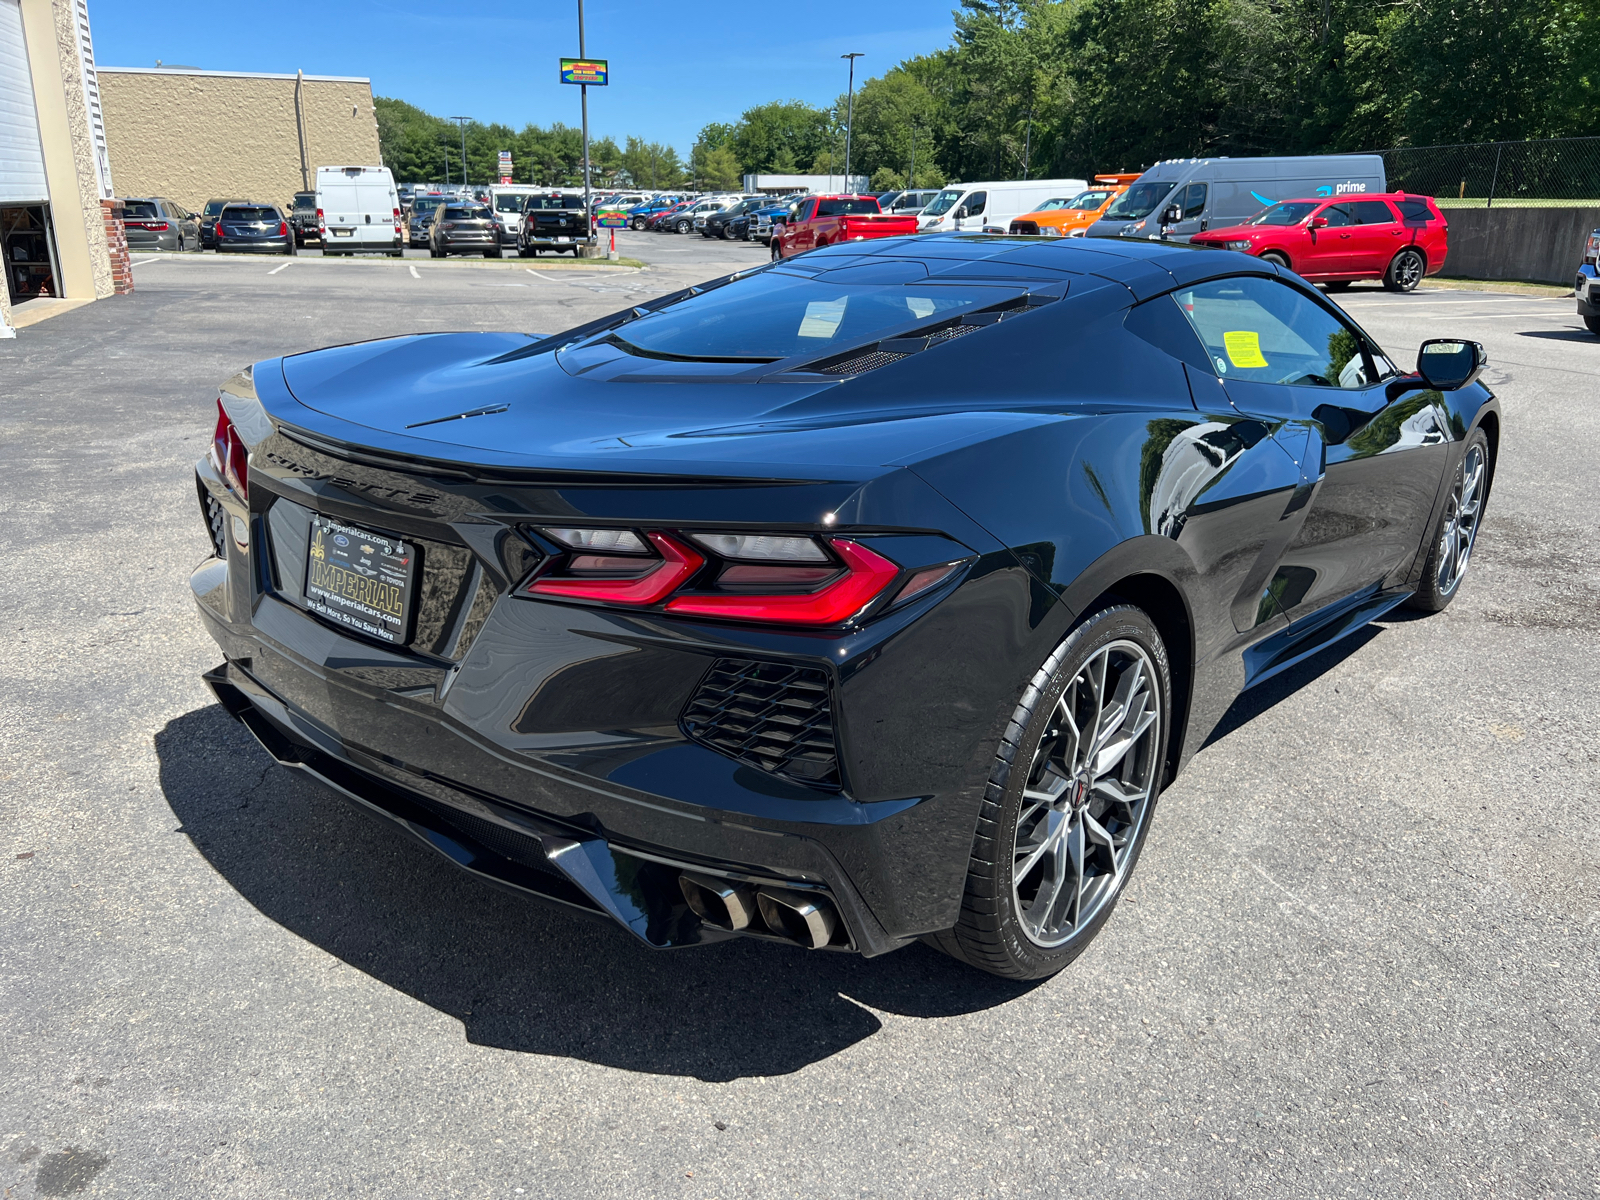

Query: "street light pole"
<box><xmin>449</xmin><ymin>116</ymin><xmax>472</xmax><ymax>187</ymax></box>
<box><xmin>578</xmin><ymin>0</ymin><xmax>592</xmax><ymax>243</ymax></box>
<box><xmin>841</xmin><ymin>52</ymin><xmax>863</xmax><ymax>191</ymax></box>
<box><xmin>908</xmin><ymin>124</ymin><xmax>916</xmax><ymax>189</ymax></box>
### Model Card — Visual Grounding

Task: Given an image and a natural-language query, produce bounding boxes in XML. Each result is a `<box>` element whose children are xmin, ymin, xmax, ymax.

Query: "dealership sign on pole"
<box><xmin>498</xmin><ymin>150</ymin><xmax>512</xmax><ymax>185</ymax></box>
<box><xmin>559</xmin><ymin>58</ymin><xmax>608</xmax><ymax>86</ymax></box>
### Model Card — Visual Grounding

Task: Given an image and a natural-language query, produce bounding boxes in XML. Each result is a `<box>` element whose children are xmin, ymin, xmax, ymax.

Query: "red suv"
<box><xmin>1191</xmin><ymin>193</ymin><xmax>1447</xmax><ymax>292</ymax></box>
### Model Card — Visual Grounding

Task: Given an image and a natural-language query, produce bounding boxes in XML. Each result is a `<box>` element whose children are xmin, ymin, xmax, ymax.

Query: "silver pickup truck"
<box><xmin>1578</xmin><ymin>227</ymin><xmax>1599</xmax><ymax>336</ymax></box>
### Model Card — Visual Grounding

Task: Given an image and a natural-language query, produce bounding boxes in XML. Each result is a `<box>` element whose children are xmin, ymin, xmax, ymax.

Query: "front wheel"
<box><xmin>675</xmin><ymin>219</ymin><xmax>691</xmax><ymax>234</ymax></box>
<box><xmin>1385</xmin><ymin>247</ymin><xmax>1426</xmax><ymax>292</ymax></box>
<box><xmin>770</xmin><ymin>237</ymin><xmax>783</xmax><ymax>261</ymax></box>
<box><xmin>929</xmin><ymin>605</ymin><xmax>1170</xmax><ymax>979</ymax></box>
<box><xmin>632</xmin><ymin>217</ymin><xmax>646</xmax><ymax>230</ymax></box>
<box><xmin>1322</xmin><ymin>280</ymin><xmax>1351</xmax><ymax>292</ymax></box>
<box><xmin>1260</xmin><ymin>250</ymin><xmax>1290</xmax><ymax>271</ymax></box>
<box><xmin>1407</xmin><ymin>428</ymin><xmax>1491</xmax><ymax>612</ymax></box>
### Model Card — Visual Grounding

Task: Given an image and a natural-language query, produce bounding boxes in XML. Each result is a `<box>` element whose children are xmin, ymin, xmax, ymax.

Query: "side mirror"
<box><xmin>1417</xmin><ymin>339</ymin><xmax>1487</xmax><ymax>391</ymax></box>
<box><xmin>1162</xmin><ymin>205</ymin><xmax>1181</xmax><ymax>223</ymax></box>
<box><xmin>1310</xmin><ymin>215</ymin><xmax>1329</xmax><ymax>228</ymax></box>
<box><xmin>954</xmin><ymin>204</ymin><xmax>969</xmax><ymax>220</ymax></box>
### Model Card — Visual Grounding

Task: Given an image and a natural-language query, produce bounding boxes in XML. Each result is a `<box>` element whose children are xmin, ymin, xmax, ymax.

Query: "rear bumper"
<box><xmin>1577</xmin><ymin>264</ymin><xmax>1597</xmax><ymax>313</ymax></box>
<box><xmin>217</xmin><ymin>239</ymin><xmax>291</xmax><ymax>253</ymax></box>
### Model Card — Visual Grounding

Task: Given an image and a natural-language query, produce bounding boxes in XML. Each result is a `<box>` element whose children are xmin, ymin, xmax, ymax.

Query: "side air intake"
<box><xmin>680</xmin><ymin>658</ymin><xmax>841</xmax><ymax>789</ymax></box>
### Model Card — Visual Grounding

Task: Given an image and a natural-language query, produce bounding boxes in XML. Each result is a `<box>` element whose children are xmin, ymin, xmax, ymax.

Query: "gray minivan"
<box><xmin>1085</xmin><ymin>155</ymin><xmax>1386</xmax><ymax>242</ymax></box>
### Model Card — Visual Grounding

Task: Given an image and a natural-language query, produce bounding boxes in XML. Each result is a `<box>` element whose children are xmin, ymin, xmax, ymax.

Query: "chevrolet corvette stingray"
<box><xmin>192</xmin><ymin>234</ymin><xmax>1497</xmax><ymax>979</ymax></box>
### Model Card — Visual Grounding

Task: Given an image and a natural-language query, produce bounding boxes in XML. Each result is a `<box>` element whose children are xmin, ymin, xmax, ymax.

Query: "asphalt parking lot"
<box><xmin>2</xmin><ymin>240</ymin><xmax>1597</xmax><ymax>1198</ymax></box>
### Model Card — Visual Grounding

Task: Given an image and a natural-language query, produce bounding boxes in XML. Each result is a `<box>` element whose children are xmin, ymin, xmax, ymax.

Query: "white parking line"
<box><xmin>267</xmin><ymin>260</ymin><xmax>293</xmax><ymax>275</ymax></box>
<box><xmin>409</xmin><ymin>264</ymin><xmax>421</xmax><ymax>279</ymax></box>
<box><xmin>130</xmin><ymin>258</ymin><xmax>160</xmax><ymax>266</ymax></box>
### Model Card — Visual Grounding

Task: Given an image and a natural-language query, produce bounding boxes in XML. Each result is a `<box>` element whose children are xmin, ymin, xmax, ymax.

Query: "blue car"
<box><xmin>625</xmin><ymin>198</ymin><xmax>686</xmax><ymax>230</ymax></box>
<box><xmin>1578</xmin><ymin>228</ymin><xmax>1599</xmax><ymax>336</ymax></box>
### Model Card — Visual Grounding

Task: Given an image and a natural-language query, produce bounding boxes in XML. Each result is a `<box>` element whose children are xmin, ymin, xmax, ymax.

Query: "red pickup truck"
<box><xmin>771</xmin><ymin>195</ymin><xmax>920</xmax><ymax>259</ymax></box>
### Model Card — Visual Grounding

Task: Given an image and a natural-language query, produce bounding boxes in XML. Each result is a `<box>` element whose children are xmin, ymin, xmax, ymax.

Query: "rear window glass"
<box><xmin>445</xmin><ymin>205</ymin><xmax>492</xmax><ymax>219</ymax></box>
<box><xmin>1352</xmin><ymin>200</ymin><xmax>1396</xmax><ymax>224</ymax></box>
<box><xmin>608</xmin><ymin>270</ymin><xmax>1015</xmax><ymax>361</ymax></box>
<box><xmin>524</xmin><ymin>196</ymin><xmax>584</xmax><ymax>210</ymax></box>
<box><xmin>123</xmin><ymin>201</ymin><xmax>159</xmax><ymax>219</ymax></box>
<box><xmin>292</xmin><ymin>194</ymin><xmax>316</xmax><ymax>211</ymax></box>
<box><xmin>413</xmin><ymin>197</ymin><xmax>443</xmax><ymax>215</ymax></box>
<box><xmin>1396</xmin><ymin>198</ymin><xmax>1434</xmax><ymax>222</ymax></box>
<box><xmin>817</xmin><ymin>199</ymin><xmax>880</xmax><ymax>216</ymax></box>
<box><xmin>222</xmin><ymin>206</ymin><xmax>277</xmax><ymax>221</ymax></box>
<box><xmin>203</xmin><ymin>200</ymin><xmax>239</xmax><ymax>217</ymax></box>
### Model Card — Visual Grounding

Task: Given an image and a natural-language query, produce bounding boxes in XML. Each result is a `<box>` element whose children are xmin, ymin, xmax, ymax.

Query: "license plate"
<box><xmin>304</xmin><ymin>518</ymin><xmax>417</xmax><ymax>643</ymax></box>
<box><xmin>556</xmin><ymin>236</ymin><xmax>571</xmax><ymax>242</ymax></box>
<box><xmin>333</xmin><ymin>228</ymin><xmax>354</xmax><ymax>237</ymax></box>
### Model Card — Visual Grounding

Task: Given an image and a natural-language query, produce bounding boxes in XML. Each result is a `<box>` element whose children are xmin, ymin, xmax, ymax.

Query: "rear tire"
<box><xmin>770</xmin><ymin>237</ymin><xmax>783</xmax><ymax>261</ymax></box>
<box><xmin>929</xmin><ymin>605</ymin><xmax>1171</xmax><ymax>980</ymax></box>
<box><xmin>1384</xmin><ymin>247</ymin><xmax>1426</xmax><ymax>292</ymax></box>
<box><xmin>1586</xmin><ymin>315</ymin><xmax>1600</xmax><ymax>336</ymax></box>
<box><xmin>1407</xmin><ymin>428</ymin><xmax>1491</xmax><ymax>612</ymax></box>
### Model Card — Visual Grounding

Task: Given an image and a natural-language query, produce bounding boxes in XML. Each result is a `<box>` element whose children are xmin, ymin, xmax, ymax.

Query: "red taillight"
<box><xmin>279</xmin><ymin>220</ymin><xmax>288</xmax><ymax>236</ymax></box>
<box><xmin>214</xmin><ymin>223</ymin><xmax>225</xmax><ymax>240</ymax></box>
<box><xmin>207</xmin><ymin>398</ymin><xmax>248</xmax><ymax>498</ymax></box>
<box><xmin>666</xmin><ymin>539</ymin><xmax>900</xmax><ymax>626</ymax></box>
<box><xmin>528</xmin><ymin>531</ymin><xmax>702</xmax><ymax>604</ymax></box>
<box><xmin>316</xmin><ymin>207</ymin><xmax>323</xmax><ymax>219</ymax></box>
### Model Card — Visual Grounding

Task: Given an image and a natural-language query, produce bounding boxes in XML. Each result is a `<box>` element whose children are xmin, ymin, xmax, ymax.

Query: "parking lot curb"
<box><xmin>130</xmin><ymin>251</ymin><xmax>648</xmax><ymax>272</ymax></box>
<box><xmin>1420</xmin><ymin>277</ymin><xmax>1573</xmax><ymax>298</ymax></box>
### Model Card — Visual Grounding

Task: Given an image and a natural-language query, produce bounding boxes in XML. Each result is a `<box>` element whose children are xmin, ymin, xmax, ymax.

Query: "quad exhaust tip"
<box><xmin>679</xmin><ymin>872</ymin><xmax>758</xmax><ymax>932</ymax></box>
<box><xmin>755</xmin><ymin>887</ymin><xmax>837</xmax><ymax>950</ymax></box>
<box><xmin>678</xmin><ymin>873</ymin><xmax>839</xmax><ymax>949</ymax></box>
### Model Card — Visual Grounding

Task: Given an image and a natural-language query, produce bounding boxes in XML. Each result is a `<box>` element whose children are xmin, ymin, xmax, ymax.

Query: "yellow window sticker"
<box><xmin>1223</xmin><ymin>330</ymin><xmax>1269</xmax><ymax>369</ymax></box>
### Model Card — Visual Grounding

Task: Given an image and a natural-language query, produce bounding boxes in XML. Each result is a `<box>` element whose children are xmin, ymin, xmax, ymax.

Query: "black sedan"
<box><xmin>191</xmin><ymin>235</ymin><xmax>1498</xmax><ymax>979</ymax></box>
<box><xmin>213</xmin><ymin>203</ymin><xmax>294</xmax><ymax>255</ymax></box>
<box><xmin>429</xmin><ymin>202</ymin><xmax>502</xmax><ymax>258</ymax></box>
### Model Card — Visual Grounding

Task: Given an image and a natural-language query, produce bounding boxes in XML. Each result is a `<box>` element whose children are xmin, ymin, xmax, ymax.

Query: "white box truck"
<box><xmin>917</xmin><ymin>178</ymin><xmax>1089</xmax><ymax>234</ymax></box>
<box><xmin>315</xmin><ymin>166</ymin><xmax>403</xmax><ymax>257</ymax></box>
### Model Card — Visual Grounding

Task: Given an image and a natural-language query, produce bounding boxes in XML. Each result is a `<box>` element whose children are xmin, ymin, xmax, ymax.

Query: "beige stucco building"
<box><xmin>98</xmin><ymin>67</ymin><xmax>382</xmax><ymax>213</ymax></box>
<box><xmin>2</xmin><ymin>0</ymin><xmax>124</xmax><ymax>332</ymax></box>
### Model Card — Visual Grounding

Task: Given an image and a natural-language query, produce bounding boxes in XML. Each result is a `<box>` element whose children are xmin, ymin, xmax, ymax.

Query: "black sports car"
<box><xmin>192</xmin><ymin>234</ymin><xmax>1497</xmax><ymax>979</ymax></box>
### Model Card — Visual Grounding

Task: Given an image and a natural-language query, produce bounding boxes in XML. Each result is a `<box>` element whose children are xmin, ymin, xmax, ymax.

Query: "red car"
<box><xmin>771</xmin><ymin>195</ymin><xmax>920</xmax><ymax>259</ymax></box>
<box><xmin>1190</xmin><ymin>192</ymin><xmax>1448</xmax><ymax>292</ymax></box>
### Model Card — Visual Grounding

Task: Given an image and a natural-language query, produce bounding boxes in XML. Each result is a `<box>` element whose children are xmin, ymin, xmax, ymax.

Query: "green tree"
<box><xmin>728</xmin><ymin>100</ymin><xmax>833</xmax><ymax>174</ymax></box>
<box><xmin>693</xmin><ymin>142</ymin><xmax>743</xmax><ymax>190</ymax></box>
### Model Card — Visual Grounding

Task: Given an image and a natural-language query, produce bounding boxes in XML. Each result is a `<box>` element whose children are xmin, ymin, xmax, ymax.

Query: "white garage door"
<box><xmin>0</xmin><ymin>0</ymin><xmax>50</xmax><ymax>204</ymax></box>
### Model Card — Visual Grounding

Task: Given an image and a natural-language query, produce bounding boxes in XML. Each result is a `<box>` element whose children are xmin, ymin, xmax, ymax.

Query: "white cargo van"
<box><xmin>918</xmin><ymin>178</ymin><xmax>1089</xmax><ymax>234</ymax></box>
<box><xmin>1084</xmin><ymin>155</ymin><xmax>1386</xmax><ymax>242</ymax></box>
<box><xmin>488</xmin><ymin>185</ymin><xmax>542</xmax><ymax>245</ymax></box>
<box><xmin>315</xmin><ymin>165</ymin><xmax>402</xmax><ymax>256</ymax></box>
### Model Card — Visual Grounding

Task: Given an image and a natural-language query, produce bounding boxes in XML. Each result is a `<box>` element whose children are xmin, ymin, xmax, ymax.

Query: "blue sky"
<box><xmin>90</xmin><ymin>0</ymin><xmax>959</xmax><ymax>154</ymax></box>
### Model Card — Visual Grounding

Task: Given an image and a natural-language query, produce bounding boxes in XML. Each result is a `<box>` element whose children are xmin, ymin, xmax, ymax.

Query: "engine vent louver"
<box><xmin>926</xmin><ymin>322</ymin><xmax>982</xmax><ymax>346</ymax></box>
<box><xmin>820</xmin><ymin>349</ymin><xmax>911</xmax><ymax>375</ymax></box>
<box><xmin>681</xmin><ymin>658</ymin><xmax>841</xmax><ymax>790</ymax></box>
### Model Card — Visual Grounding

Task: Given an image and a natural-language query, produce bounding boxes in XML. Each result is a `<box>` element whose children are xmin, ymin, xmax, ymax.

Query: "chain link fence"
<box><xmin>1375</xmin><ymin>136</ymin><xmax>1600</xmax><ymax>208</ymax></box>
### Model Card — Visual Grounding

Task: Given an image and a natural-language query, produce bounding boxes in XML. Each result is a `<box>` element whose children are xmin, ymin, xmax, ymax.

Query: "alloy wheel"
<box><xmin>1011</xmin><ymin>639</ymin><xmax>1161</xmax><ymax>948</ymax></box>
<box><xmin>1396</xmin><ymin>250</ymin><xmax>1423</xmax><ymax>291</ymax></box>
<box><xmin>1435</xmin><ymin>442</ymin><xmax>1486</xmax><ymax>596</ymax></box>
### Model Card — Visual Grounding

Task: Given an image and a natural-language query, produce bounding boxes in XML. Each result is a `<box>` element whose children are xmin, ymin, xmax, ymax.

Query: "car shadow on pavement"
<box><xmin>1515</xmin><ymin>329</ymin><xmax>1597</xmax><ymax>342</ymax></box>
<box><xmin>1201</xmin><ymin>624</ymin><xmax>1382</xmax><ymax>749</ymax></box>
<box><xmin>155</xmin><ymin>705</ymin><xmax>1040</xmax><ymax>1082</ymax></box>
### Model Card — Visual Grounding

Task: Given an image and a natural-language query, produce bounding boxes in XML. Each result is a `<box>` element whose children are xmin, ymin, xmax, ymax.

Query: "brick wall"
<box><xmin>101</xmin><ymin>198</ymin><xmax>132</xmax><ymax>294</ymax></box>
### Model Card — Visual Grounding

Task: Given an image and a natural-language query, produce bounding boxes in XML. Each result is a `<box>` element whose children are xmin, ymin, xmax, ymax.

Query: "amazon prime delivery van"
<box><xmin>1085</xmin><ymin>155</ymin><xmax>1386</xmax><ymax>242</ymax></box>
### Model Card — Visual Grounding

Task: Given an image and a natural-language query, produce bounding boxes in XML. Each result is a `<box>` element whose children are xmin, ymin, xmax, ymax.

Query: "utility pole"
<box><xmin>449</xmin><ymin>116</ymin><xmax>472</xmax><ymax>187</ymax></box>
<box><xmin>443</xmin><ymin>150</ymin><xmax>450</xmax><ymax>185</ymax></box>
<box><xmin>841</xmin><ymin>52</ymin><xmax>863</xmax><ymax>190</ymax></box>
<box><xmin>578</xmin><ymin>0</ymin><xmax>592</xmax><ymax>239</ymax></box>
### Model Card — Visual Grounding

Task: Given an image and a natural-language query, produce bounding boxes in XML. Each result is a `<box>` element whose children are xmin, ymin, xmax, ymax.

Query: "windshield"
<box><xmin>123</xmin><ymin>201</ymin><xmax>160</xmax><ymax>219</ymax></box>
<box><xmin>1249</xmin><ymin>201</ymin><xmax>1320</xmax><ymax>226</ymax></box>
<box><xmin>921</xmin><ymin>188</ymin><xmax>964</xmax><ymax>217</ymax></box>
<box><xmin>495</xmin><ymin>194</ymin><xmax>531</xmax><ymax>212</ymax></box>
<box><xmin>1103</xmin><ymin>181</ymin><xmax>1173</xmax><ymax>220</ymax></box>
<box><xmin>292</xmin><ymin>193</ymin><xmax>316</xmax><ymax>211</ymax></box>
<box><xmin>1062</xmin><ymin>189</ymin><xmax>1114</xmax><ymax>210</ymax></box>
<box><xmin>524</xmin><ymin>195</ymin><xmax>584</xmax><ymax>210</ymax></box>
<box><xmin>608</xmin><ymin>270</ymin><xmax>1013</xmax><ymax>361</ymax></box>
<box><xmin>222</xmin><ymin>206</ymin><xmax>277</xmax><ymax>222</ymax></box>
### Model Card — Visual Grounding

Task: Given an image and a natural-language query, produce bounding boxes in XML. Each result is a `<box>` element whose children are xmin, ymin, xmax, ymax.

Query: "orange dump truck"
<box><xmin>1008</xmin><ymin>174</ymin><xmax>1142</xmax><ymax>238</ymax></box>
